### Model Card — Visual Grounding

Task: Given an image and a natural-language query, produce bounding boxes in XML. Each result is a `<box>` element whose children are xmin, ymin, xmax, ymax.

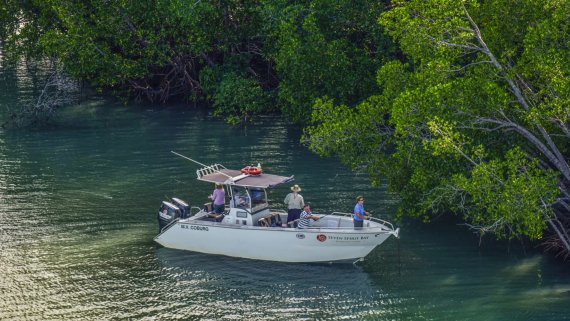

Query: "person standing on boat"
<box><xmin>209</xmin><ymin>183</ymin><xmax>226</xmax><ymax>215</ymax></box>
<box><xmin>284</xmin><ymin>184</ymin><xmax>304</xmax><ymax>225</ymax></box>
<box><xmin>353</xmin><ymin>195</ymin><xmax>370</xmax><ymax>229</ymax></box>
<box><xmin>297</xmin><ymin>203</ymin><xmax>319</xmax><ymax>229</ymax></box>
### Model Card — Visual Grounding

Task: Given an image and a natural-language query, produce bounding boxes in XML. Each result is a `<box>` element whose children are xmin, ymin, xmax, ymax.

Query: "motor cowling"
<box><xmin>172</xmin><ymin>198</ymin><xmax>189</xmax><ymax>218</ymax></box>
<box><xmin>158</xmin><ymin>201</ymin><xmax>181</xmax><ymax>231</ymax></box>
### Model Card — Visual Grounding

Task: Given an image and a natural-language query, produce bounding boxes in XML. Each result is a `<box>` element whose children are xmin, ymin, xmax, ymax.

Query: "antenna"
<box><xmin>171</xmin><ymin>151</ymin><xmax>233</xmax><ymax>179</ymax></box>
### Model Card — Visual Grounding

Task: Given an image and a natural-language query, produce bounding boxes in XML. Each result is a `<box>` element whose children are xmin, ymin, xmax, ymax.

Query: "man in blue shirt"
<box><xmin>353</xmin><ymin>195</ymin><xmax>370</xmax><ymax>229</ymax></box>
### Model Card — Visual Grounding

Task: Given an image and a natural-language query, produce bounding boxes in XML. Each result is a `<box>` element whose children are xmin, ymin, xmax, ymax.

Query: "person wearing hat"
<box><xmin>209</xmin><ymin>183</ymin><xmax>226</xmax><ymax>219</ymax></box>
<box><xmin>284</xmin><ymin>184</ymin><xmax>304</xmax><ymax>225</ymax></box>
<box><xmin>297</xmin><ymin>203</ymin><xmax>319</xmax><ymax>229</ymax></box>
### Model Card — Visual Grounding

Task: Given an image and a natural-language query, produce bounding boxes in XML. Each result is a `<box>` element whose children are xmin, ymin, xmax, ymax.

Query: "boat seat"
<box><xmin>327</xmin><ymin>219</ymin><xmax>340</xmax><ymax>228</ymax></box>
<box><xmin>258</xmin><ymin>217</ymin><xmax>270</xmax><ymax>227</ymax></box>
<box><xmin>258</xmin><ymin>213</ymin><xmax>283</xmax><ymax>227</ymax></box>
<box><xmin>269</xmin><ymin>213</ymin><xmax>282</xmax><ymax>227</ymax></box>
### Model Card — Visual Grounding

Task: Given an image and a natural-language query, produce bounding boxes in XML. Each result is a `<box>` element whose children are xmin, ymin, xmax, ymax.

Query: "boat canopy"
<box><xmin>196</xmin><ymin>164</ymin><xmax>293</xmax><ymax>189</ymax></box>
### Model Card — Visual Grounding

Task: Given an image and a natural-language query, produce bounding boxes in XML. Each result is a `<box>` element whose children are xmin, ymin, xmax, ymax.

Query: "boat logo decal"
<box><xmin>296</xmin><ymin>233</ymin><xmax>305</xmax><ymax>239</ymax></box>
<box><xmin>316</xmin><ymin>234</ymin><xmax>327</xmax><ymax>242</ymax></box>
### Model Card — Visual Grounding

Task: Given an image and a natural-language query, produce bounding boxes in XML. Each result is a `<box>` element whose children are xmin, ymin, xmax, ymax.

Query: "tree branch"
<box><xmin>461</xmin><ymin>3</ymin><xmax>570</xmax><ymax>184</ymax></box>
<box><xmin>445</xmin><ymin>60</ymin><xmax>493</xmax><ymax>72</ymax></box>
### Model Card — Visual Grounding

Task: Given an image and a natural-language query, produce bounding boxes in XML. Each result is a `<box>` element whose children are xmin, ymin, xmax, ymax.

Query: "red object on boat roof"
<box><xmin>241</xmin><ymin>166</ymin><xmax>263</xmax><ymax>176</ymax></box>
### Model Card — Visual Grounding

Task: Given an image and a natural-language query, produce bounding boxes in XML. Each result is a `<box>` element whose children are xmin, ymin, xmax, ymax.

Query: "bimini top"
<box><xmin>196</xmin><ymin>164</ymin><xmax>294</xmax><ymax>189</ymax></box>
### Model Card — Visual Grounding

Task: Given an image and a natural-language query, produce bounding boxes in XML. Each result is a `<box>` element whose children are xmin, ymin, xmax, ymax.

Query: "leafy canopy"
<box><xmin>306</xmin><ymin>0</ymin><xmax>567</xmax><ymax>241</ymax></box>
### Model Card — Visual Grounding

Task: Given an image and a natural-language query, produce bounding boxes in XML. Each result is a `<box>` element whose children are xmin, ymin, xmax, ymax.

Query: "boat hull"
<box><xmin>154</xmin><ymin>220</ymin><xmax>394</xmax><ymax>263</ymax></box>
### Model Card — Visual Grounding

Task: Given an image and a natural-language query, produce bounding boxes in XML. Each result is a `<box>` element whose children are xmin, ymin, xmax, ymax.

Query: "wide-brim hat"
<box><xmin>291</xmin><ymin>184</ymin><xmax>301</xmax><ymax>192</ymax></box>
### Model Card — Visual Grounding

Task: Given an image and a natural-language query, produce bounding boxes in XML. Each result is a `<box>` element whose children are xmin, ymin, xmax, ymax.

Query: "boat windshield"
<box><xmin>250</xmin><ymin>188</ymin><xmax>267</xmax><ymax>212</ymax></box>
<box><xmin>229</xmin><ymin>186</ymin><xmax>268</xmax><ymax>212</ymax></box>
<box><xmin>231</xmin><ymin>186</ymin><xmax>251</xmax><ymax>209</ymax></box>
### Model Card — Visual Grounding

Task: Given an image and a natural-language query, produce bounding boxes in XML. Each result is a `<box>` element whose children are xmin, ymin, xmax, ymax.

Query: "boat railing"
<box><xmin>327</xmin><ymin>211</ymin><xmax>397</xmax><ymax>232</ymax></box>
<box><xmin>196</xmin><ymin>164</ymin><xmax>227</xmax><ymax>180</ymax></box>
<box><xmin>265</xmin><ymin>210</ymin><xmax>397</xmax><ymax>231</ymax></box>
<box><xmin>191</xmin><ymin>206</ymin><xmax>204</xmax><ymax>216</ymax></box>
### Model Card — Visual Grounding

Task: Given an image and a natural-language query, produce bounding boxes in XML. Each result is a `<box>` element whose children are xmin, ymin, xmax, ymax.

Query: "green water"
<box><xmin>1</xmin><ymin>56</ymin><xmax>569</xmax><ymax>321</ymax></box>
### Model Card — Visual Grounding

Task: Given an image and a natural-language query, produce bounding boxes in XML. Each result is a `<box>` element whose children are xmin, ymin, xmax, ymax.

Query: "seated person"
<box><xmin>231</xmin><ymin>194</ymin><xmax>243</xmax><ymax>207</ymax></box>
<box><xmin>231</xmin><ymin>188</ymin><xmax>250</xmax><ymax>208</ymax></box>
<box><xmin>297</xmin><ymin>203</ymin><xmax>319</xmax><ymax>229</ymax></box>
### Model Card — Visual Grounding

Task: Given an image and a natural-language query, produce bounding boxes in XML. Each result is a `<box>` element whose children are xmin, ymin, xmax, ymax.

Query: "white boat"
<box><xmin>154</xmin><ymin>156</ymin><xmax>400</xmax><ymax>263</ymax></box>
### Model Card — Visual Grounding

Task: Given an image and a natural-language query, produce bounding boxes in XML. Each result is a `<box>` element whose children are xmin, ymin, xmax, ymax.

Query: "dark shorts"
<box><xmin>213</xmin><ymin>204</ymin><xmax>225</xmax><ymax>214</ymax></box>
<box><xmin>287</xmin><ymin>208</ymin><xmax>302</xmax><ymax>223</ymax></box>
<box><xmin>353</xmin><ymin>219</ymin><xmax>363</xmax><ymax>229</ymax></box>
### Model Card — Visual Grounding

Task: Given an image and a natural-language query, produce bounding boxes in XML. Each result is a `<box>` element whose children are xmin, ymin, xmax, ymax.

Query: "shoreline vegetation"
<box><xmin>1</xmin><ymin>1</ymin><xmax>569</xmax><ymax>260</ymax></box>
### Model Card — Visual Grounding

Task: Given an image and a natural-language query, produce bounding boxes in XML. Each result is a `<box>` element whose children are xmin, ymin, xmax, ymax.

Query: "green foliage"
<box><xmin>1</xmin><ymin>0</ymin><xmax>393</xmax><ymax>125</ymax></box>
<box><xmin>307</xmin><ymin>0</ymin><xmax>569</xmax><ymax>242</ymax></box>
<box><xmin>453</xmin><ymin>148</ymin><xmax>557</xmax><ymax>239</ymax></box>
<box><xmin>305</xmin><ymin>95</ymin><xmax>391</xmax><ymax>184</ymax></box>
<box><xmin>0</xmin><ymin>0</ymin><xmax>267</xmax><ymax>106</ymax></box>
<box><xmin>199</xmin><ymin>55</ymin><xmax>276</xmax><ymax>124</ymax></box>
<box><xmin>269</xmin><ymin>0</ymin><xmax>392</xmax><ymax>122</ymax></box>
<box><xmin>209</xmin><ymin>71</ymin><xmax>273</xmax><ymax>125</ymax></box>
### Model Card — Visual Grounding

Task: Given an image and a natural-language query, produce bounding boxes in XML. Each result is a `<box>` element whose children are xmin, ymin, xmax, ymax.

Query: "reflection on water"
<box><xmin>1</xmin><ymin>60</ymin><xmax>570</xmax><ymax>320</ymax></box>
<box><xmin>154</xmin><ymin>249</ymin><xmax>398</xmax><ymax>320</ymax></box>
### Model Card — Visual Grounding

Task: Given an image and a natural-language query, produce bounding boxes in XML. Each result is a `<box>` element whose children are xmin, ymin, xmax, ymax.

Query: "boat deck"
<box><xmin>185</xmin><ymin>210</ymin><xmax>397</xmax><ymax>233</ymax></box>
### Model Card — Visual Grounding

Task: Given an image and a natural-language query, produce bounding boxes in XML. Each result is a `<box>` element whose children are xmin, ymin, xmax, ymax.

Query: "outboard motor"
<box><xmin>158</xmin><ymin>201</ymin><xmax>181</xmax><ymax>232</ymax></box>
<box><xmin>172</xmin><ymin>198</ymin><xmax>190</xmax><ymax>219</ymax></box>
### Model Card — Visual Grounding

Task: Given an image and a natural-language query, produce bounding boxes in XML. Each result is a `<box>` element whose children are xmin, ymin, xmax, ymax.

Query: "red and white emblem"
<box><xmin>316</xmin><ymin>234</ymin><xmax>327</xmax><ymax>242</ymax></box>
